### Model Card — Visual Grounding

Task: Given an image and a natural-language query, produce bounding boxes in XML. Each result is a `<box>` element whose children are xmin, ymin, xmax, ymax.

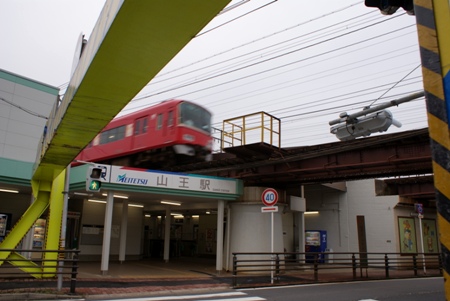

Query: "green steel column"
<box><xmin>42</xmin><ymin>169</ymin><xmax>66</xmax><ymax>277</ymax></box>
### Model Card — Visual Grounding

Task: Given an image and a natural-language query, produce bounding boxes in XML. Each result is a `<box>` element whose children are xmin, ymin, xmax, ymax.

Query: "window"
<box><xmin>142</xmin><ymin>118</ymin><xmax>148</xmax><ymax>133</ymax></box>
<box><xmin>99</xmin><ymin>126</ymin><xmax>126</xmax><ymax>144</ymax></box>
<box><xmin>168</xmin><ymin>111</ymin><xmax>174</xmax><ymax>127</ymax></box>
<box><xmin>134</xmin><ymin>120</ymin><xmax>141</xmax><ymax>135</ymax></box>
<box><xmin>157</xmin><ymin>114</ymin><xmax>163</xmax><ymax>130</ymax></box>
<box><xmin>134</xmin><ymin>117</ymin><xmax>148</xmax><ymax>135</ymax></box>
<box><xmin>179</xmin><ymin>102</ymin><xmax>211</xmax><ymax>133</ymax></box>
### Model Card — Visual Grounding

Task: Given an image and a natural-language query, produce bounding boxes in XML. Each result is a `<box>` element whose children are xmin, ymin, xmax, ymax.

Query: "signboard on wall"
<box><xmin>109</xmin><ymin>166</ymin><xmax>238</xmax><ymax>194</ymax></box>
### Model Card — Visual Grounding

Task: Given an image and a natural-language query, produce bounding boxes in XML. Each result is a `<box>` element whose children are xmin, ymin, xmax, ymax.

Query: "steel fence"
<box><xmin>232</xmin><ymin>251</ymin><xmax>442</xmax><ymax>288</ymax></box>
<box><xmin>0</xmin><ymin>249</ymin><xmax>80</xmax><ymax>294</ymax></box>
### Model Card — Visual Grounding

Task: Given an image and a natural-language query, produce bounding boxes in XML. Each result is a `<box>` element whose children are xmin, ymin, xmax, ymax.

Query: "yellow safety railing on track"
<box><xmin>222</xmin><ymin>112</ymin><xmax>281</xmax><ymax>149</ymax></box>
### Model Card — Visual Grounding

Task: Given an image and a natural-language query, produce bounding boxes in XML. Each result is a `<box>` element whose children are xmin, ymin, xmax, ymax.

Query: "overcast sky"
<box><xmin>0</xmin><ymin>0</ymin><xmax>427</xmax><ymax>148</ymax></box>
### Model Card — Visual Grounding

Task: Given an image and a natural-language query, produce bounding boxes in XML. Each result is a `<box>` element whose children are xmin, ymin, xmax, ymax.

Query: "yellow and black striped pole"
<box><xmin>414</xmin><ymin>0</ymin><xmax>450</xmax><ymax>298</ymax></box>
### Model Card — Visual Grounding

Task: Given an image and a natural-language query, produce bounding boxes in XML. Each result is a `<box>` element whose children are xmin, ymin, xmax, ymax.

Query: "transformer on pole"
<box><xmin>329</xmin><ymin>91</ymin><xmax>424</xmax><ymax>141</ymax></box>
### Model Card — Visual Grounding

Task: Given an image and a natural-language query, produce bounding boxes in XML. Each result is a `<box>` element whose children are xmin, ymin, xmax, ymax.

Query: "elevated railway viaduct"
<box><xmin>168</xmin><ymin>127</ymin><xmax>434</xmax><ymax>207</ymax></box>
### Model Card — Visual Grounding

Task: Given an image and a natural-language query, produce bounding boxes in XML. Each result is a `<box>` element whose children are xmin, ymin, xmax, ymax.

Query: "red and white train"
<box><xmin>75</xmin><ymin>99</ymin><xmax>213</xmax><ymax>168</ymax></box>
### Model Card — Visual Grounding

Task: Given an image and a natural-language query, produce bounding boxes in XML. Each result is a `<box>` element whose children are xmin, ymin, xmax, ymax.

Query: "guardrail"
<box><xmin>0</xmin><ymin>249</ymin><xmax>80</xmax><ymax>294</ymax></box>
<box><xmin>232</xmin><ymin>251</ymin><xmax>442</xmax><ymax>288</ymax></box>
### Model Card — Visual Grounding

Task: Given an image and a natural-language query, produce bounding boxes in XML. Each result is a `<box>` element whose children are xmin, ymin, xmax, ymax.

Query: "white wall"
<box><xmin>345</xmin><ymin>180</ymin><xmax>399</xmax><ymax>253</ymax></box>
<box><xmin>303</xmin><ymin>179</ymin><xmax>405</xmax><ymax>253</ymax></box>
<box><xmin>0</xmin><ymin>70</ymin><xmax>58</xmax><ymax>162</ymax></box>
<box><xmin>226</xmin><ymin>203</ymin><xmax>284</xmax><ymax>270</ymax></box>
<box><xmin>79</xmin><ymin>199</ymin><xmax>143</xmax><ymax>258</ymax></box>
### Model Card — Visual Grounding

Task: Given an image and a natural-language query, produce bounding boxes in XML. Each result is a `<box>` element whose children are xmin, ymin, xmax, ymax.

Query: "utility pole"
<box><xmin>365</xmin><ymin>0</ymin><xmax>450</xmax><ymax>298</ymax></box>
<box><xmin>413</xmin><ymin>0</ymin><xmax>450</xmax><ymax>298</ymax></box>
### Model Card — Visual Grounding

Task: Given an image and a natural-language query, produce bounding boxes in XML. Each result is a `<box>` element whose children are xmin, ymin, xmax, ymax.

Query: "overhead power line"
<box><xmin>113</xmin><ymin>3</ymin><xmax>423</xmax><ymax>145</ymax></box>
<box><xmin>0</xmin><ymin>97</ymin><xmax>48</xmax><ymax>119</ymax></box>
<box><xmin>369</xmin><ymin>64</ymin><xmax>422</xmax><ymax>107</ymax></box>
<box><xmin>133</xmin><ymin>14</ymin><xmax>409</xmax><ymax>102</ymax></box>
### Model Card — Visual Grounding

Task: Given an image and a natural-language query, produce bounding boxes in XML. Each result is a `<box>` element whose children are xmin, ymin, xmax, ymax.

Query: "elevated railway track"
<box><xmin>171</xmin><ymin>128</ymin><xmax>435</xmax><ymax>199</ymax></box>
<box><xmin>169</xmin><ymin>128</ymin><xmax>432</xmax><ymax>191</ymax></box>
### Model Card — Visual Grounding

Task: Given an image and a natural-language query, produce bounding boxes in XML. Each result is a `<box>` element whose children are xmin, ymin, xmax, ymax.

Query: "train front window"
<box><xmin>179</xmin><ymin>102</ymin><xmax>211</xmax><ymax>133</ymax></box>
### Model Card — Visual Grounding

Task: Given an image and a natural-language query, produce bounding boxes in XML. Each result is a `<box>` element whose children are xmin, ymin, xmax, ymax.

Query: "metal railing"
<box><xmin>0</xmin><ymin>249</ymin><xmax>80</xmax><ymax>294</ymax></box>
<box><xmin>232</xmin><ymin>251</ymin><xmax>442</xmax><ymax>288</ymax></box>
<box><xmin>221</xmin><ymin>111</ymin><xmax>281</xmax><ymax>149</ymax></box>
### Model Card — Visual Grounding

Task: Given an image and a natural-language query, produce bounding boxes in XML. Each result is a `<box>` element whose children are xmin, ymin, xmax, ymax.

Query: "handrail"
<box><xmin>221</xmin><ymin>112</ymin><xmax>281</xmax><ymax>149</ymax></box>
<box><xmin>0</xmin><ymin>248</ymin><xmax>80</xmax><ymax>294</ymax></box>
<box><xmin>232</xmin><ymin>251</ymin><xmax>442</xmax><ymax>288</ymax></box>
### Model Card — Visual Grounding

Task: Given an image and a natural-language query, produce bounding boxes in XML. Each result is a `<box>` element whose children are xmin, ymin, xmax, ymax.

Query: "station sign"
<box><xmin>109</xmin><ymin>166</ymin><xmax>238</xmax><ymax>194</ymax></box>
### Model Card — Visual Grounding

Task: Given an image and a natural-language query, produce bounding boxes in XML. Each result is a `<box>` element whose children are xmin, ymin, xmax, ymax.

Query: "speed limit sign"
<box><xmin>261</xmin><ymin>188</ymin><xmax>278</xmax><ymax>206</ymax></box>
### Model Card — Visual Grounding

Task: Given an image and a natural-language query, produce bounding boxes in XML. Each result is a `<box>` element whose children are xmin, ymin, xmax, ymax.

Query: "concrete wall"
<box><xmin>0</xmin><ymin>69</ymin><xmax>58</xmax><ymax>162</ymax></box>
<box><xmin>226</xmin><ymin>202</ymin><xmax>284</xmax><ymax>270</ymax></box>
<box><xmin>345</xmin><ymin>180</ymin><xmax>399</xmax><ymax>253</ymax></box>
<box><xmin>301</xmin><ymin>179</ymin><xmax>437</xmax><ymax>254</ymax></box>
<box><xmin>303</xmin><ymin>180</ymin><xmax>399</xmax><ymax>253</ymax></box>
<box><xmin>78</xmin><ymin>199</ymin><xmax>143</xmax><ymax>260</ymax></box>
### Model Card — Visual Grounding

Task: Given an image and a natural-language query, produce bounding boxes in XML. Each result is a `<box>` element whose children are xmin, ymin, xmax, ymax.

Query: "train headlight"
<box><xmin>183</xmin><ymin>134</ymin><xmax>195</xmax><ymax>142</ymax></box>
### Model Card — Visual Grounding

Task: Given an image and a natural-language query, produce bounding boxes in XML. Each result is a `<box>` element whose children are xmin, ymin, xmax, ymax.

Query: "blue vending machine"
<box><xmin>305</xmin><ymin>230</ymin><xmax>327</xmax><ymax>263</ymax></box>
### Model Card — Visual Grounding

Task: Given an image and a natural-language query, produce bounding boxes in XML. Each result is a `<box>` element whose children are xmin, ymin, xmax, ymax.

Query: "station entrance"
<box><xmin>67</xmin><ymin>163</ymin><xmax>243</xmax><ymax>275</ymax></box>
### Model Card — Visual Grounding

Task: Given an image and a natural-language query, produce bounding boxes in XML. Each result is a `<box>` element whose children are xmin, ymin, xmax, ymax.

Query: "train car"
<box><xmin>74</xmin><ymin>99</ymin><xmax>213</xmax><ymax>168</ymax></box>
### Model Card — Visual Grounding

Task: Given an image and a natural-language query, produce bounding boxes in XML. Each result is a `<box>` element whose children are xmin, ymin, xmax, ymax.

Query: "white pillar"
<box><xmin>101</xmin><ymin>191</ymin><xmax>114</xmax><ymax>275</ymax></box>
<box><xmin>298</xmin><ymin>212</ymin><xmax>305</xmax><ymax>253</ymax></box>
<box><xmin>225</xmin><ymin>204</ymin><xmax>232</xmax><ymax>271</ymax></box>
<box><xmin>119</xmin><ymin>199</ymin><xmax>128</xmax><ymax>263</ymax></box>
<box><xmin>288</xmin><ymin>194</ymin><xmax>306</xmax><ymax>258</ymax></box>
<box><xmin>299</xmin><ymin>186</ymin><xmax>306</xmax><ymax>255</ymax></box>
<box><xmin>216</xmin><ymin>200</ymin><xmax>225</xmax><ymax>273</ymax></box>
<box><xmin>294</xmin><ymin>188</ymin><xmax>306</xmax><ymax>261</ymax></box>
<box><xmin>163</xmin><ymin>206</ymin><xmax>171</xmax><ymax>262</ymax></box>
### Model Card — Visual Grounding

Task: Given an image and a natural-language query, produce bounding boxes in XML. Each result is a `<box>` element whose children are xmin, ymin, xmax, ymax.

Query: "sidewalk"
<box><xmin>0</xmin><ymin>257</ymin><xmax>234</xmax><ymax>300</ymax></box>
<box><xmin>0</xmin><ymin>257</ymin><xmax>443</xmax><ymax>300</ymax></box>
